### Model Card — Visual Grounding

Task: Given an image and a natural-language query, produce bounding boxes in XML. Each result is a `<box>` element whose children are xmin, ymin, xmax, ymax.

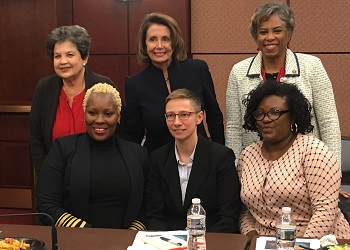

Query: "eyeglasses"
<box><xmin>164</xmin><ymin>111</ymin><xmax>198</xmax><ymax>121</ymax></box>
<box><xmin>253</xmin><ymin>109</ymin><xmax>290</xmax><ymax>121</ymax></box>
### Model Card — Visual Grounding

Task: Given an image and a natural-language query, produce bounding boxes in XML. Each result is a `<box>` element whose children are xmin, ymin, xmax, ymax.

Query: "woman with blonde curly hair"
<box><xmin>36</xmin><ymin>83</ymin><xmax>149</xmax><ymax>230</ymax></box>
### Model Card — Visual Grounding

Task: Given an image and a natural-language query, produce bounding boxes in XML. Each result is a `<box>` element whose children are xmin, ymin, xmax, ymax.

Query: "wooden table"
<box><xmin>0</xmin><ymin>224</ymin><xmax>249</xmax><ymax>250</ymax></box>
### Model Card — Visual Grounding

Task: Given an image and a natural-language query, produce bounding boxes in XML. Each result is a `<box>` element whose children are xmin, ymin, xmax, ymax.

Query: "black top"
<box><xmin>88</xmin><ymin>133</ymin><xmax>130</xmax><ymax>228</ymax></box>
<box><xmin>119</xmin><ymin>59</ymin><xmax>225</xmax><ymax>153</ymax></box>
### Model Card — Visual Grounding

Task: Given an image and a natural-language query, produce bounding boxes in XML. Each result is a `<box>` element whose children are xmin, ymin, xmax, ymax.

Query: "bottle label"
<box><xmin>276</xmin><ymin>228</ymin><xmax>295</xmax><ymax>240</ymax></box>
<box><xmin>187</xmin><ymin>217</ymin><xmax>205</xmax><ymax>230</ymax></box>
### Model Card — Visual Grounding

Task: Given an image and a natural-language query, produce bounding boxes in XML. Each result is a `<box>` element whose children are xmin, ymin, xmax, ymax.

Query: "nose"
<box><xmin>173</xmin><ymin>115</ymin><xmax>182</xmax><ymax>125</ymax></box>
<box><xmin>95</xmin><ymin>114</ymin><xmax>105</xmax><ymax>123</ymax></box>
<box><xmin>156</xmin><ymin>39</ymin><xmax>163</xmax><ymax>49</ymax></box>
<box><xmin>266</xmin><ymin>31</ymin><xmax>275</xmax><ymax>41</ymax></box>
<box><xmin>59</xmin><ymin>55</ymin><xmax>68</xmax><ymax>64</ymax></box>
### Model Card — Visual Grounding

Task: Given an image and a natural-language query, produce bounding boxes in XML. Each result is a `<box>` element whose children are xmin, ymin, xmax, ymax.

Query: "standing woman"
<box><xmin>120</xmin><ymin>12</ymin><xmax>224</xmax><ymax>153</ymax></box>
<box><xmin>30</xmin><ymin>25</ymin><xmax>115</xmax><ymax>175</ymax></box>
<box><xmin>225</xmin><ymin>2</ymin><xmax>341</xmax><ymax>164</ymax></box>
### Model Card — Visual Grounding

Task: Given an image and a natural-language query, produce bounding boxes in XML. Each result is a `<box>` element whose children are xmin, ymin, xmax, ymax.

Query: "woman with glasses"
<box><xmin>146</xmin><ymin>88</ymin><xmax>241</xmax><ymax>233</ymax></box>
<box><xmin>238</xmin><ymin>80</ymin><xmax>350</xmax><ymax>239</ymax></box>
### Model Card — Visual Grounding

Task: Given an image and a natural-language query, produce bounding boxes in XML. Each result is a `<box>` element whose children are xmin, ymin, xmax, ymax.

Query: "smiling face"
<box><xmin>53</xmin><ymin>40</ymin><xmax>88</xmax><ymax>81</ymax></box>
<box><xmin>256</xmin><ymin>95</ymin><xmax>293</xmax><ymax>145</ymax></box>
<box><xmin>256</xmin><ymin>14</ymin><xmax>291</xmax><ymax>62</ymax></box>
<box><xmin>84</xmin><ymin>93</ymin><xmax>120</xmax><ymax>141</ymax></box>
<box><xmin>145</xmin><ymin>23</ymin><xmax>173</xmax><ymax>68</ymax></box>
<box><xmin>165</xmin><ymin>98</ymin><xmax>203</xmax><ymax>143</ymax></box>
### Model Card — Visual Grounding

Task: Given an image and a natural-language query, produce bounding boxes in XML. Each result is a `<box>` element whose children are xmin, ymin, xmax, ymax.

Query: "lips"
<box><xmin>264</xmin><ymin>44</ymin><xmax>277</xmax><ymax>50</ymax></box>
<box><xmin>94</xmin><ymin>127</ymin><xmax>108</xmax><ymax>134</ymax></box>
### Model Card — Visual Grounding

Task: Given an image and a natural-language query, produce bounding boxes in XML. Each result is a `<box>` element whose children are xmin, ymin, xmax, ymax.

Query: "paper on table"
<box><xmin>130</xmin><ymin>230</ymin><xmax>188</xmax><ymax>250</ymax></box>
<box><xmin>255</xmin><ymin>236</ymin><xmax>320</xmax><ymax>250</ymax></box>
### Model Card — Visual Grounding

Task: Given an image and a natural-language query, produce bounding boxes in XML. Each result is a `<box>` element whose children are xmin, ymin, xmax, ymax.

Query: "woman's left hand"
<box><xmin>340</xmin><ymin>189</ymin><xmax>350</xmax><ymax>198</ymax></box>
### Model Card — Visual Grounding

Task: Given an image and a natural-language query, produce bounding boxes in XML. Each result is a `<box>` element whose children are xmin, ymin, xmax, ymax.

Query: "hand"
<box><xmin>340</xmin><ymin>189</ymin><xmax>350</xmax><ymax>198</ymax></box>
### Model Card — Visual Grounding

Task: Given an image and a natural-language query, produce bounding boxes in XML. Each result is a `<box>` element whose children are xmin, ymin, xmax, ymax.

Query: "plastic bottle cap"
<box><xmin>282</xmin><ymin>207</ymin><xmax>291</xmax><ymax>213</ymax></box>
<box><xmin>192</xmin><ymin>198</ymin><xmax>201</xmax><ymax>204</ymax></box>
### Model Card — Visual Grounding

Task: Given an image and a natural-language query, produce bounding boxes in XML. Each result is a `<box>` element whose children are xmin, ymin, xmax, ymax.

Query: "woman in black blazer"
<box><xmin>36</xmin><ymin>83</ymin><xmax>148</xmax><ymax>230</ymax></box>
<box><xmin>120</xmin><ymin>13</ymin><xmax>224</xmax><ymax>153</ymax></box>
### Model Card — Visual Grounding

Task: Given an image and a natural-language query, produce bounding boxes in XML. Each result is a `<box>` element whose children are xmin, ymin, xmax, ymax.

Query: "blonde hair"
<box><xmin>165</xmin><ymin>88</ymin><xmax>202</xmax><ymax>112</ymax></box>
<box><xmin>83</xmin><ymin>83</ymin><xmax>122</xmax><ymax>114</ymax></box>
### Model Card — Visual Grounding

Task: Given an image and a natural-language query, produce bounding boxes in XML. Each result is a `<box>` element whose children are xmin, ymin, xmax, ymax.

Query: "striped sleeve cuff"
<box><xmin>56</xmin><ymin>212</ymin><xmax>88</xmax><ymax>228</ymax></box>
<box><xmin>128</xmin><ymin>220</ymin><xmax>146</xmax><ymax>231</ymax></box>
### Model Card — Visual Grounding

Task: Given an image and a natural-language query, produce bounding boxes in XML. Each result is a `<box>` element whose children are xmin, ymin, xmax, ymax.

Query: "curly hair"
<box><xmin>249</xmin><ymin>2</ymin><xmax>295</xmax><ymax>40</ymax></box>
<box><xmin>46</xmin><ymin>25</ymin><xmax>91</xmax><ymax>59</ymax></box>
<box><xmin>83</xmin><ymin>83</ymin><xmax>122</xmax><ymax>114</ymax></box>
<box><xmin>242</xmin><ymin>80</ymin><xmax>313</xmax><ymax>134</ymax></box>
<box><xmin>136</xmin><ymin>12</ymin><xmax>187</xmax><ymax>65</ymax></box>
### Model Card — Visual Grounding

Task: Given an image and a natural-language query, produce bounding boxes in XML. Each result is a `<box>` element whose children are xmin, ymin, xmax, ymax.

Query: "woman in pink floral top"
<box><xmin>238</xmin><ymin>80</ymin><xmax>350</xmax><ymax>239</ymax></box>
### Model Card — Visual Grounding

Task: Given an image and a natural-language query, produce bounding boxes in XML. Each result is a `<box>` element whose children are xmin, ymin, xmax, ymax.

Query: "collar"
<box><xmin>246</xmin><ymin>49</ymin><xmax>301</xmax><ymax>79</ymax></box>
<box><xmin>174</xmin><ymin>141</ymin><xmax>197</xmax><ymax>165</ymax></box>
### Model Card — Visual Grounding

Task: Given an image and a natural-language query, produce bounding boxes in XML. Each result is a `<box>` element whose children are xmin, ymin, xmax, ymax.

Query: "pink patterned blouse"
<box><xmin>238</xmin><ymin>134</ymin><xmax>350</xmax><ymax>239</ymax></box>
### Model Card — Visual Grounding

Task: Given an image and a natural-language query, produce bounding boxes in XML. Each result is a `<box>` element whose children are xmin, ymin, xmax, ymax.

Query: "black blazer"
<box><xmin>29</xmin><ymin>69</ymin><xmax>115</xmax><ymax>174</ymax></box>
<box><xmin>119</xmin><ymin>59</ymin><xmax>224</xmax><ymax>153</ymax></box>
<box><xmin>146</xmin><ymin>135</ymin><xmax>241</xmax><ymax>233</ymax></box>
<box><xmin>36</xmin><ymin>133</ymin><xmax>149</xmax><ymax>229</ymax></box>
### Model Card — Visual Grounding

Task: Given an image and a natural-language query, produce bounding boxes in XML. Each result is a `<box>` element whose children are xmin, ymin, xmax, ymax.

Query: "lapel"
<box><xmin>183</xmin><ymin>136</ymin><xmax>211</xmax><ymax>208</ymax></box>
<box><xmin>116</xmin><ymin>137</ymin><xmax>144</xmax><ymax>227</ymax></box>
<box><xmin>284</xmin><ymin>49</ymin><xmax>300</xmax><ymax>77</ymax></box>
<box><xmin>70</xmin><ymin>134</ymin><xmax>91</xmax><ymax>220</ymax></box>
<box><xmin>160</xmin><ymin>142</ymin><xmax>183</xmax><ymax>212</ymax></box>
<box><xmin>246</xmin><ymin>52</ymin><xmax>263</xmax><ymax>78</ymax></box>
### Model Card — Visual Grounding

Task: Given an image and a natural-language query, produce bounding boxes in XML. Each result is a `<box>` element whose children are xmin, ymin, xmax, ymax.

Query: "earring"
<box><xmin>83</xmin><ymin>63</ymin><xmax>86</xmax><ymax>66</ymax></box>
<box><xmin>290</xmin><ymin>123</ymin><xmax>298</xmax><ymax>133</ymax></box>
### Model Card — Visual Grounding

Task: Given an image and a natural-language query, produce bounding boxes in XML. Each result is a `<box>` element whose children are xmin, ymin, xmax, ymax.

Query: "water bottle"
<box><xmin>276</xmin><ymin>207</ymin><xmax>296</xmax><ymax>250</ymax></box>
<box><xmin>187</xmin><ymin>198</ymin><xmax>206</xmax><ymax>250</ymax></box>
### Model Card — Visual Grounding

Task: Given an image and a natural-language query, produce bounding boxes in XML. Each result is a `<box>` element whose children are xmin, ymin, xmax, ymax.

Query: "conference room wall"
<box><xmin>191</xmin><ymin>0</ymin><xmax>350</xmax><ymax>137</ymax></box>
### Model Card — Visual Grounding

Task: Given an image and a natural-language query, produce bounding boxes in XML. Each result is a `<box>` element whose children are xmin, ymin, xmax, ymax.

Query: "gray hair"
<box><xmin>249</xmin><ymin>2</ymin><xmax>295</xmax><ymax>40</ymax></box>
<box><xmin>46</xmin><ymin>25</ymin><xmax>91</xmax><ymax>59</ymax></box>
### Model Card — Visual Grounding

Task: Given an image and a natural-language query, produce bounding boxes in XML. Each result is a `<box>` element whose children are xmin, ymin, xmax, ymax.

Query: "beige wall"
<box><xmin>191</xmin><ymin>0</ymin><xmax>350</xmax><ymax>137</ymax></box>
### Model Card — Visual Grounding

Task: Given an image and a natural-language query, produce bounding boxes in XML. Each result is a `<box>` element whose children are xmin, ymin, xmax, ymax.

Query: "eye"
<box><xmin>166</xmin><ymin>113</ymin><xmax>175</xmax><ymax>120</ymax></box>
<box><xmin>179</xmin><ymin>112</ymin><xmax>190</xmax><ymax>119</ymax></box>
<box><xmin>270</xmin><ymin>110</ymin><xmax>281</xmax><ymax>115</ymax></box>
<box><xmin>274</xmin><ymin>28</ymin><xmax>283</xmax><ymax>34</ymax></box>
<box><xmin>87</xmin><ymin>110</ymin><xmax>96</xmax><ymax>115</ymax></box>
<box><xmin>54</xmin><ymin>55</ymin><xmax>61</xmax><ymax>59</ymax></box>
<box><xmin>105</xmin><ymin>112</ymin><xmax>114</xmax><ymax>117</ymax></box>
<box><xmin>259</xmin><ymin>30</ymin><xmax>268</xmax><ymax>35</ymax></box>
<box><xmin>162</xmin><ymin>36</ymin><xmax>170</xmax><ymax>42</ymax></box>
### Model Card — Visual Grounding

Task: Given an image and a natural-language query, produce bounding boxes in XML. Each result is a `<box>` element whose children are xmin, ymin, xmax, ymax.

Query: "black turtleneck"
<box><xmin>87</xmin><ymin>133</ymin><xmax>130</xmax><ymax>228</ymax></box>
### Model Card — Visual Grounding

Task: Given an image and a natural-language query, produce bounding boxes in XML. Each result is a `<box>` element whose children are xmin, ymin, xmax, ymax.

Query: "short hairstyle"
<box><xmin>83</xmin><ymin>83</ymin><xmax>122</xmax><ymax>114</ymax></box>
<box><xmin>165</xmin><ymin>88</ymin><xmax>201</xmax><ymax>112</ymax></box>
<box><xmin>136</xmin><ymin>12</ymin><xmax>187</xmax><ymax>65</ymax></box>
<box><xmin>242</xmin><ymin>80</ymin><xmax>314</xmax><ymax>134</ymax></box>
<box><xmin>46</xmin><ymin>25</ymin><xmax>91</xmax><ymax>59</ymax></box>
<box><xmin>249</xmin><ymin>2</ymin><xmax>295</xmax><ymax>40</ymax></box>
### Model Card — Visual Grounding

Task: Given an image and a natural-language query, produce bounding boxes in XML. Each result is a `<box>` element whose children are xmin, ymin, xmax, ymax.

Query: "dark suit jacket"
<box><xmin>36</xmin><ymin>133</ymin><xmax>149</xmax><ymax>229</ymax></box>
<box><xmin>29</xmin><ymin>69</ymin><xmax>115</xmax><ymax>175</ymax></box>
<box><xmin>146</xmin><ymin>135</ymin><xmax>241</xmax><ymax>233</ymax></box>
<box><xmin>119</xmin><ymin>59</ymin><xmax>224</xmax><ymax>153</ymax></box>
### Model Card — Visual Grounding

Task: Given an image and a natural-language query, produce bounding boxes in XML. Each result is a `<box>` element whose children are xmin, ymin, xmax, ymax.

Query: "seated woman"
<box><xmin>239</xmin><ymin>80</ymin><xmax>350</xmax><ymax>239</ymax></box>
<box><xmin>36</xmin><ymin>83</ymin><xmax>148</xmax><ymax>230</ymax></box>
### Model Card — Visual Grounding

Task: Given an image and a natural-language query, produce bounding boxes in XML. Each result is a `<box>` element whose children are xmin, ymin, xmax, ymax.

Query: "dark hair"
<box><xmin>249</xmin><ymin>2</ymin><xmax>295</xmax><ymax>40</ymax></box>
<box><xmin>136</xmin><ymin>12</ymin><xmax>187</xmax><ymax>65</ymax></box>
<box><xmin>242</xmin><ymin>80</ymin><xmax>314</xmax><ymax>134</ymax></box>
<box><xmin>165</xmin><ymin>88</ymin><xmax>201</xmax><ymax>112</ymax></box>
<box><xmin>46</xmin><ymin>25</ymin><xmax>91</xmax><ymax>59</ymax></box>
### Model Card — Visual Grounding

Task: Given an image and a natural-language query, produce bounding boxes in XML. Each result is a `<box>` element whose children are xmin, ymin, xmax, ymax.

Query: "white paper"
<box><xmin>255</xmin><ymin>236</ymin><xmax>320</xmax><ymax>250</ymax></box>
<box><xmin>130</xmin><ymin>230</ymin><xmax>188</xmax><ymax>250</ymax></box>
